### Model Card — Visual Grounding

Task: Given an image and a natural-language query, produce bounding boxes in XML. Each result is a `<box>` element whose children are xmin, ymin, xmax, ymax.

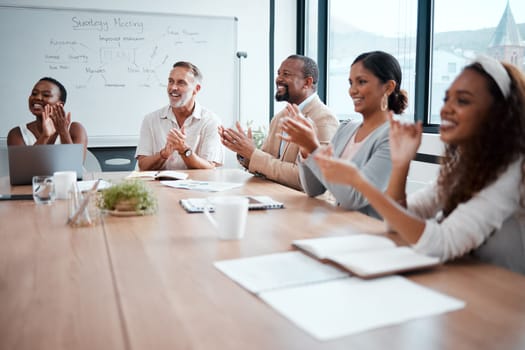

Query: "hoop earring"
<box><xmin>380</xmin><ymin>93</ymin><xmax>388</xmax><ymax>112</ymax></box>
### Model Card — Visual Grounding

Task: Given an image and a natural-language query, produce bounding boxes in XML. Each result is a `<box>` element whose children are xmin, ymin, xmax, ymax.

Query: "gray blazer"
<box><xmin>299</xmin><ymin>119</ymin><xmax>392</xmax><ymax>218</ymax></box>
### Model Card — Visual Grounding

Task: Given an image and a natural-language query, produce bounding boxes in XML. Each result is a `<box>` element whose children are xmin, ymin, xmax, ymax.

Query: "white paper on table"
<box><xmin>214</xmin><ymin>251</ymin><xmax>349</xmax><ymax>294</ymax></box>
<box><xmin>161</xmin><ymin>180</ymin><xmax>243</xmax><ymax>192</ymax></box>
<box><xmin>259</xmin><ymin>275</ymin><xmax>465</xmax><ymax>341</ymax></box>
<box><xmin>77</xmin><ymin>179</ymin><xmax>112</xmax><ymax>192</ymax></box>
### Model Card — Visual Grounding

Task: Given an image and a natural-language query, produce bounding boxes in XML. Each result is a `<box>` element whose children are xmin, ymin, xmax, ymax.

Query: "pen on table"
<box><xmin>67</xmin><ymin>179</ymin><xmax>100</xmax><ymax>225</ymax></box>
<box><xmin>0</xmin><ymin>194</ymin><xmax>33</xmax><ymax>200</ymax></box>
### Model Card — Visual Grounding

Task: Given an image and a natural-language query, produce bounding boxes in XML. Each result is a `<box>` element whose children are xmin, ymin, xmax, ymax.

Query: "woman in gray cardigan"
<box><xmin>280</xmin><ymin>51</ymin><xmax>408</xmax><ymax>218</ymax></box>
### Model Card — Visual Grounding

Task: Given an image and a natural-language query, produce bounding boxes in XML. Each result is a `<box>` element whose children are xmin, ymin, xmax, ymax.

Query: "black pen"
<box><xmin>0</xmin><ymin>194</ymin><xmax>34</xmax><ymax>201</ymax></box>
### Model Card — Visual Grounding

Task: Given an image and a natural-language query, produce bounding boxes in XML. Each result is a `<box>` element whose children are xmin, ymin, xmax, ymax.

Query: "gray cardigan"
<box><xmin>299</xmin><ymin>119</ymin><xmax>392</xmax><ymax>218</ymax></box>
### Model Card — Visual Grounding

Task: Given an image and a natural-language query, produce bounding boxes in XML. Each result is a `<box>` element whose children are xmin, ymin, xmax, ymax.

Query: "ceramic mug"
<box><xmin>53</xmin><ymin>171</ymin><xmax>77</xmax><ymax>200</ymax></box>
<box><xmin>204</xmin><ymin>196</ymin><xmax>249</xmax><ymax>240</ymax></box>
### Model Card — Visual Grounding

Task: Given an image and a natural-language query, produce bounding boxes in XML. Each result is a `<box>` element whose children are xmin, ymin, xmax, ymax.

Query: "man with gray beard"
<box><xmin>136</xmin><ymin>61</ymin><xmax>223</xmax><ymax>170</ymax></box>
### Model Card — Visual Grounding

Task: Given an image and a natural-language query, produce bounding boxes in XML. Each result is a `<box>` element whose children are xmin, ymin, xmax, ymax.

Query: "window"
<box><xmin>306</xmin><ymin>0</ymin><xmax>525</xmax><ymax>130</ymax></box>
<box><xmin>305</xmin><ymin>0</ymin><xmax>319</xmax><ymax>60</ymax></box>
<box><xmin>429</xmin><ymin>0</ymin><xmax>525</xmax><ymax>124</ymax></box>
<box><xmin>325</xmin><ymin>0</ymin><xmax>418</xmax><ymax>122</ymax></box>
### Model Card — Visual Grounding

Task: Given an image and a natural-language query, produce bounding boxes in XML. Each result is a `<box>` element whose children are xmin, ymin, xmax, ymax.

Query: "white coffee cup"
<box><xmin>53</xmin><ymin>171</ymin><xmax>77</xmax><ymax>200</ymax></box>
<box><xmin>204</xmin><ymin>196</ymin><xmax>249</xmax><ymax>240</ymax></box>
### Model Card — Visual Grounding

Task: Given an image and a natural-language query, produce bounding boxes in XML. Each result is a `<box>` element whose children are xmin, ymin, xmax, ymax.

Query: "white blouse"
<box><xmin>407</xmin><ymin>159</ymin><xmax>525</xmax><ymax>271</ymax></box>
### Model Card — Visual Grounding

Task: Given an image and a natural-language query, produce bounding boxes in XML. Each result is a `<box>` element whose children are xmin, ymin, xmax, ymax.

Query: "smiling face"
<box><xmin>348</xmin><ymin>61</ymin><xmax>389</xmax><ymax>117</ymax></box>
<box><xmin>275</xmin><ymin>58</ymin><xmax>309</xmax><ymax>105</ymax></box>
<box><xmin>439</xmin><ymin>68</ymin><xmax>494</xmax><ymax>146</ymax></box>
<box><xmin>167</xmin><ymin>66</ymin><xmax>200</xmax><ymax>109</ymax></box>
<box><xmin>28</xmin><ymin>80</ymin><xmax>61</xmax><ymax>118</ymax></box>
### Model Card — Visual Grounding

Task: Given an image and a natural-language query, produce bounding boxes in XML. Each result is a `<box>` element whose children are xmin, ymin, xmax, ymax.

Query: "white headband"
<box><xmin>473</xmin><ymin>54</ymin><xmax>511</xmax><ymax>99</ymax></box>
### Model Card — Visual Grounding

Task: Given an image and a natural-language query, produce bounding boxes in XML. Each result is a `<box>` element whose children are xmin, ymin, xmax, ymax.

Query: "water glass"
<box><xmin>32</xmin><ymin>175</ymin><xmax>55</xmax><ymax>204</ymax></box>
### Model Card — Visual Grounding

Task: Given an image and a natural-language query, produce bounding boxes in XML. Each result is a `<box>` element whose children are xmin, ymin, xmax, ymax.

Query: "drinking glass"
<box><xmin>32</xmin><ymin>175</ymin><xmax>55</xmax><ymax>204</ymax></box>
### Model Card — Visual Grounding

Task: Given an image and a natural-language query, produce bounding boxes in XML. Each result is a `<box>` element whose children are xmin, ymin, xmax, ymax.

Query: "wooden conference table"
<box><xmin>1</xmin><ymin>169</ymin><xmax>524</xmax><ymax>350</ymax></box>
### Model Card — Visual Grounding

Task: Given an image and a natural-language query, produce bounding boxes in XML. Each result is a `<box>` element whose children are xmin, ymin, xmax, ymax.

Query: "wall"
<box><xmin>273</xmin><ymin>0</ymin><xmax>298</xmax><ymax>115</ymax></box>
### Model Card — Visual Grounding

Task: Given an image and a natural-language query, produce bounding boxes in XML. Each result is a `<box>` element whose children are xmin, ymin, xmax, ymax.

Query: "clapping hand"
<box><xmin>163</xmin><ymin>126</ymin><xmax>187</xmax><ymax>157</ymax></box>
<box><xmin>279</xmin><ymin>103</ymin><xmax>319</xmax><ymax>157</ymax></box>
<box><xmin>314</xmin><ymin>145</ymin><xmax>360</xmax><ymax>186</ymax></box>
<box><xmin>50</xmin><ymin>103</ymin><xmax>71</xmax><ymax>135</ymax></box>
<box><xmin>389</xmin><ymin>115</ymin><xmax>422</xmax><ymax>167</ymax></box>
<box><xmin>218</xmin><ymin>121</ymin><xmax>255</xmax><ymax>159</ymax></box>
<box><xmin>42</xmin><ymin>104</ymin><xmax>57</xmax><ymax>137</ymax></box>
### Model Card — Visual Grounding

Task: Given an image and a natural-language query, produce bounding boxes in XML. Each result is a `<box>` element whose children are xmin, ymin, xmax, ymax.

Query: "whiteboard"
<box><xmin>0</xmin><ymin>5</ymin><xmax>238</xmax><ymax>146</ymax></box>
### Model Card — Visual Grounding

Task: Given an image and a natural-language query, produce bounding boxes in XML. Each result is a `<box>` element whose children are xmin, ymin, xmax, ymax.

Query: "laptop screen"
<box><xmin>8</xmin><ymin>144</ymin><xmax>84</xmax><ymax>185</ymax></box>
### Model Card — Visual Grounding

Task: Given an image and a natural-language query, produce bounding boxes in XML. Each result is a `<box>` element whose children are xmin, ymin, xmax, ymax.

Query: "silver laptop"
<box><xmin>8</xmin><ymin>144</ymin><xmax>83</xmax><ymax>185</ymax></box>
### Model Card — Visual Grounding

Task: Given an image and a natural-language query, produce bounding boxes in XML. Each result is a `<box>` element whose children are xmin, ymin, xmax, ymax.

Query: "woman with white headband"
<box><xmin>313</xmin><ymin>56</ymin><xmax>525</xmax><ymax>274</ymax></box>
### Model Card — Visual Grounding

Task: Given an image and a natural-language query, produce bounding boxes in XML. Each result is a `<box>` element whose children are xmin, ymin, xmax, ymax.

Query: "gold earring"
<box><xmin>381</xmin><ymin>93</ymin><xmax>388</xmax><ymax>112</ymax></box>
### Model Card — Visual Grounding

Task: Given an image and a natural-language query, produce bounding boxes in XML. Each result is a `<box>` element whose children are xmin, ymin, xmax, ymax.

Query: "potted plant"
<box><xmin>246</xmin><ymin>120</ymin><xmax>267</xmax><ymax>149</ymax></box>
<box><xmin>97</xmin><ymin>180</ymin><xmax>157</xmax><ymax>215</ymax></box>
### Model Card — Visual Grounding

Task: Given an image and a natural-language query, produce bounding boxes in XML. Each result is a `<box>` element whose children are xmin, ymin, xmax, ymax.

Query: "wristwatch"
<box><xmin>180</xmin><ymin>147</ymin><xmax>192</xmax><ymax>157</ymax></box>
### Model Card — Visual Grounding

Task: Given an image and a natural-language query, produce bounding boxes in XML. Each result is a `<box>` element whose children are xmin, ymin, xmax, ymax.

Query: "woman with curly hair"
<box><xmin>314</xmin><ymin>55</ymin><xmax>525</xmax><ymax>274</ymax></box>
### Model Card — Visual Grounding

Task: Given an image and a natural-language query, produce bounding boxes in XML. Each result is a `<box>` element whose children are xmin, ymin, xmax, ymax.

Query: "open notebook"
<box><xmin>126</xmin><ymin>170</ymin><xmax>188</xmax><ymax>180</ymax></box>
<box><xmin>293</xmin><ymin>234</ymin><xmax>440</xmax><ymax>278</ymax></box>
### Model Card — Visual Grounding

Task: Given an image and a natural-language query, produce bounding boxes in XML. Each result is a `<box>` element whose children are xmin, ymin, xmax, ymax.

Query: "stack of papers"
<box><xmin>77</xmin><ymin>179</ymin><xmax>112</xmax><ymax>192</ymax></box>
<box><xmin>259</xmin><ymin>275</ymin><xmax>465</xmax><ymax>340</ymax></box>
<box><xmin>215</xmin><ymin>252</ymin><xmax>347</xmax><ymax>294</ymax></box>
<box><xmin>214</xmin><ymin>251</ymin><xmax>464</xmax><ymax>340</ymax></box>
